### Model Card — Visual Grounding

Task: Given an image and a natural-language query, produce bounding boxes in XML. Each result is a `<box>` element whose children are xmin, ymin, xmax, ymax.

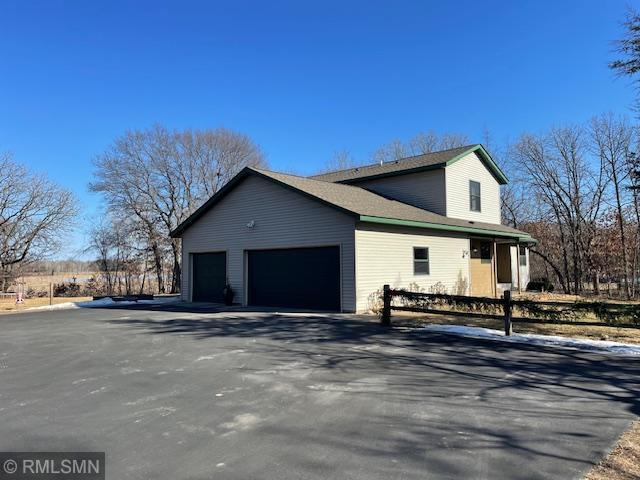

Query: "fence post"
<box><xmin>503</xmin><ymin>290</ymin><xmax>512</xmax><ymax>336</ymax></box>
<box><xmin>49</xmin><ymin>282</ymin><xmax>53</xmax><ymax>306</ymax></box>
<box><xmin>381</xmin><ymin>284</ymin><xmax>391</xmax><ymax>326</ymax></box>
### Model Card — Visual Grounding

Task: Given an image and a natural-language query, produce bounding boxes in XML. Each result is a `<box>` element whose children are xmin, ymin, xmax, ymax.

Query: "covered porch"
<box><xmin>469</xmin><ymin>237</ymin><xmax>532</xmax><ymax>297</ymax></box>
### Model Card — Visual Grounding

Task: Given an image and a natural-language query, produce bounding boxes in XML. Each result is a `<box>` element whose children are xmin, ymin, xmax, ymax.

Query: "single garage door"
<box><xmin>192</xmin><ymin>252</ymin><xmax>226</xmax><ymax>302</ymax></box>
<box><xmin>248</xmin><ymin>246</ymin><xmax>340</xmax><ymax>311</ymax></box>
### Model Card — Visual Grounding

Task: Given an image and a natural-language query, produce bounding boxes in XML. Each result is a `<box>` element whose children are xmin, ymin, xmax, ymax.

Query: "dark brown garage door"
<box><xmin>192</xmin><ymin>252</ymin><xmax>226</xmax><ymax>302</ymax></box>
<box><xmin>247</xmin><ymin>246</ymin><xmax>340</xmax><ymax>311</ymax></box>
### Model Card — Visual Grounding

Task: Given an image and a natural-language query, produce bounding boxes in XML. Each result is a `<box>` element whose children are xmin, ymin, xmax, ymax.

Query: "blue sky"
<box><xmin>0</xmin><ymin>0</ymin><xmax>636</xmax><ymax>257</ymax></box>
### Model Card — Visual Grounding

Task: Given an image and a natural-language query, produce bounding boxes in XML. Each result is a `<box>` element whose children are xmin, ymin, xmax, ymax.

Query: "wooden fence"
<box><xmin>380</xmin><ymin>284</ymin><xmax>640</xmax><ymax>335</ymax></box>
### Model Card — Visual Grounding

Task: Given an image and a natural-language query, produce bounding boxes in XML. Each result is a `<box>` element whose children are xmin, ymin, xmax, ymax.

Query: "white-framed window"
<box><xmin>413</xmin><ymin>247</ymin><xmax>430</xmax><ymax>275</ymax></box>
<box><xmin>469</xmin><ymin>180</ymin><xmax>481</xmax><ymax>212</ymax></box>
<box><xmin>519</xmin><ymin>245</ymin><xmax>527</xmax><ymax>266</ymax></box>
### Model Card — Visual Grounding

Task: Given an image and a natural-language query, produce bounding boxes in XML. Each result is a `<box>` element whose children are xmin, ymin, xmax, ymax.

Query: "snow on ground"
<box><xmin>25</xmin><ymin>296</ymin><xmax>180</xmax><ymax>312</ymax></box>
<box><xmin>420</xmin><ymin>324</ymin><xmax>640</xmax><ymax>357</ymax></box>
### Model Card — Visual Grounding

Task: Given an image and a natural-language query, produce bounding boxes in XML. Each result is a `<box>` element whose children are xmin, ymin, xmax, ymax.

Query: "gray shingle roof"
<box><xmin>310</xmin><ymin>145</ymin><xmax>476</xmax><ymax>183</ymax></box>
<box><xmin>252</xmin><ymin>168</ymin><xmax>531</xmax><ymax>240</ymax></box>
<box><xmin>171</xmin><ymin>164</ymin><xmax>531</xmax><ymax>240</ymax></box>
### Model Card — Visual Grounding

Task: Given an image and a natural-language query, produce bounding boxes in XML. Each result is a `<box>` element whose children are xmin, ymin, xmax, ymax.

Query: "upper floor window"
<box><xmin>413</xmin><ymin>247</ymin><xmax>430</xmax><ymax>275</ymax></box>
<box><xmin>469</xmin><ymin>181</ymin><xmax>481</xmax><ymax>212</ymax></box>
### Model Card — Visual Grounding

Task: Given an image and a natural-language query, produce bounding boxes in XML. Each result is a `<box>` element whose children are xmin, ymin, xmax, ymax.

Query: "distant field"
<box><xmin>18</xmin><ymin>272</ymin><xmax>96</xmax><ymax>290</ymax></box>
<box><xmin>0</xmin><ymin>296</ymin><xmax>93</xmax><ymax>313</ymax></box>
<box><xmin>0</xmin><ymin>272</ymin><xmax>96</xmax><ymax>312</ymax></box>
<box><xmin>12</xmin><ymin>271</ymin><xmax>161</xmax><ymax>296</ymax></box>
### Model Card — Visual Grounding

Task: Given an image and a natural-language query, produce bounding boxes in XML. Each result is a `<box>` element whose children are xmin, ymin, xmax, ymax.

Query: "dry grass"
<box><xmin>394</xmin><ymin>312</ymin><xmax>640</xmax><ymax>344</ymax></box>
<box><xmin>0</xmin><ymin>296</ymin><xmax>92</xmax><ymax>313</ymax></box>
<box><xmin>515</xmin><ymin>291</ymin><xmax>640</xmax><ymax>304</ymax></box>
<box><xmin>585</xmin><ymin>421</ymin><xmax>640</xmax><ymax>480</ymax></box>
<box><xmin>14</xmin><ymin>272</ymin><xmax>95</xmax><ymax>291</ymax></box>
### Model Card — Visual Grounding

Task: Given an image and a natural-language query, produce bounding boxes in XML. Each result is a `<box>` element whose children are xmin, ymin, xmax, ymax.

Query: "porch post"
<box><xmin>493</xmin><ymin>240</ymin><xmax>498</xmax><ymax>297</ymax></box>
<box><xmin>516</xmin><ymin>242</ymin><xmax>522</xmax><ymax>294</ymax></box>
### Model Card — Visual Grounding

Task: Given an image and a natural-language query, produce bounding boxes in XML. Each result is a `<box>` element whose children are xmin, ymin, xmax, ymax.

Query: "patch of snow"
<box><xmin>25</xmin><ymin>296</ymin><xmax>180</xmax><ymax>312</ymax></box>
<box><xmin>27</xmin><ymin>302</ymin><xmax>79</xmax><ymax>311</ymax></box>
<box><xmin>137</xmin><ymin>297</ymin><xmax>180</xmax><ymax>305</ymax></box>
<box><xmin>421</xmin><ymin>324</ymin><xmax>640</xmax><ymax>356</ymax></box>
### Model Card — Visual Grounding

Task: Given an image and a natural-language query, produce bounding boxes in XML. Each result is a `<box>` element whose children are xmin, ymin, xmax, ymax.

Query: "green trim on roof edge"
<box><xmin>359</xmin><ymin>215</ymin><xmax>536</xmax><ymax>243</ymax></box>
<box><xmin>445</xmin><ymin>145</ymin><xmax>509</xmax><ymax>184</ymax></box>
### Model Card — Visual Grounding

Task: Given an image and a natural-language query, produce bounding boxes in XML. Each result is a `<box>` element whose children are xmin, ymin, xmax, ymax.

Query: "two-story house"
<box><xmin>171</xmin><ymin>144</ymin><xmax>535</xmax><ymax>312</ymax></box>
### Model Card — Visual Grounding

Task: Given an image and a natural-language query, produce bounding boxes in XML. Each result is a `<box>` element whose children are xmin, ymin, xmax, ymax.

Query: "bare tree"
<box><xmin>371</xmin><ymin>131</ymin><xmax>470</xmax><ymax>164</ymax></box>
<box><xmin>438</xmin><ymin>133</ymin><xmax>471</xmax><ymax>151</ymax></box>
<box><xmin>590</xmin><ymin>113</ymin><xmax>634</xmax><ymax>297</ymax></box>
<box><xmin>371</xmin><ymin>139</ymin><xmax>408</xmax><ymax>163</ymax></box>
<box><xmin>610</xmin><ymin>7</ymin><xmax>640</xmax><ymax>111</ymax></box>
<box><xmin>513</xmin><ymin>126</ymin><xmax>607</xmax><ymax>294</ymax></box>
<box><xmin>87</xmin><ymin>216</ymin><xmax>152</xmax><ymax>295</ymax></box>
<box><xmin>0</xmin><ymin>152</ymin><xmax>78</xmax><ymax>291</ymax></box>
<box><xmin>318</xmin><ymin>150</ymin><xmax>359</xmax><ymax>173</ymax></box>
<box><xmin>408</xmin><ymin>132</ymin><xmax>441</xmax><ymax>155</ymax></box>
<box><xmin>90</xmin><ymin>125</ymin><xmax>265</xmax><ymax>293</ymax></box>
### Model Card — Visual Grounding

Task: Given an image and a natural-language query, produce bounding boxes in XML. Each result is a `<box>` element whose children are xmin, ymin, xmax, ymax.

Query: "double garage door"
<box><xmin>192</xmin><ymin>246</ymin><xmax>340</xmax><ymax>311</ymax></box>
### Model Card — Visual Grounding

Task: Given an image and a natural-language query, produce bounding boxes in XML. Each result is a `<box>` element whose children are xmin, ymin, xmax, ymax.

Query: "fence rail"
<box><xmin>381</xmin><ymin>285</ymin><xmax>640</xmax><ymax>334</ymax></box>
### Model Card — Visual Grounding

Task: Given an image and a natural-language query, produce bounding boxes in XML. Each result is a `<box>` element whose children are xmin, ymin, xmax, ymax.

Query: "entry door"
<box><xmin>247</xmin><ymin>246</ymin><xmax>340</xmax><ymax>311</ymax></box>
<box><xmin>192</xmin><ymin>252</ymin><xmax>226</xmax><ymax>302</ymax></box>
<box><xmin>470</xmin><ymin>239</ymin><xmax>495</xmax><ymax>297</ymax></box>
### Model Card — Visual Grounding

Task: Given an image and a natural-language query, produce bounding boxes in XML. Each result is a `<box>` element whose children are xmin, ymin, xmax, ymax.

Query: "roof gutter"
<box><xmin>359</xmin><ymin>215</ymin><xmax>537</xmax><ymax>243</ymax></box>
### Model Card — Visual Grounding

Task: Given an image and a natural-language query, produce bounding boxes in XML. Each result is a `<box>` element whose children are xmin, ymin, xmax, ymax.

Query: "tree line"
<box><xmin>4</xmin><ymin>120</ymin><xmax>640</xmax><ymax>299</ymax></box>
<box><xmin>87</xmin><ymin>125</ymin><xmax>266</xmax><ymax>296</ymax></box>
<box><xmin>0</xmin><ymin>152</ymin><xmax>77</xmax><ymax>292</ymax></box>
<box><xmin>4</xmin><ymin>9</ymin><xmax>640</xmax><ymax>299</ymax></box>
<box><xmin>501</xmin><ymin>114</ymin><xmax>640</xmax><ymax>297</ymax></box>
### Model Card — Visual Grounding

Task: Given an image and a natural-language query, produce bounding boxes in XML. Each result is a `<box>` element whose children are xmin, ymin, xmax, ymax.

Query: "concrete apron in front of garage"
<box><xmin>107</xmin><ymin>300</ymin><xmax>351</xmax><ymax>315</ymax></box>
<box><xmin>0</xmin><ymin>307</ymin><xmax>638</xmax><ymax>480</ymax></box>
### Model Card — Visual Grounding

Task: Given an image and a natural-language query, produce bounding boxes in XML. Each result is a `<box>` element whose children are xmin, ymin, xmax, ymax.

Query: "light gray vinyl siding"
<box><xmin>445</xmin><ymin>152</ymin><xmax>501</xmax><ymax>224</ymax></box>
<box><xmin>510</xmin><ymin>245</ymin><xmax>530</xmax><ymax>290</ymax></box>
<box><xmin>181</xmin><ymin>175</ymin><xmax>356</xmax><ymax>311</ymax></box>
<box><xmin>353</xmin><ymin>169</ymin><xmax>446</xmax><ymax>215</ymax></box>
<box><xmin>355</xmin><ymin>223</ymin><xmax>470</xmax><ymax>312</ymax></box>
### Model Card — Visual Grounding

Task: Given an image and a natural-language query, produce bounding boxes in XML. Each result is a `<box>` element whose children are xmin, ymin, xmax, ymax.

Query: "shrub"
<box><xmin>428</xmin><ymin>281</ymin><xmax>448</xmax><ymax>295</ymax></box>
<box><xmin>81</xmin><ymin>276</ymin><xmax>103</xmax><ymax>296</ymax></box>
<box><xmin>527</xmin><ymin>278</ymin><xmax>555</xmax><ymax>292</ymax></box>
<box><xmin>367</xmin><ymin>287</ymin><xmax>384</xmax><ymax>314</ymax></box>
<box><xmin>53</xmin><ymin>282</ymin><xmax>81</xmax><ymax>297</ymax></box>
<box><xmin>26</xmin><ymin>288</ymin><xmax>48</xmax><ymax>298</ymax></box>
<box><xmin>453</xmin><ymin>271</ymin><xmax>469</xmax><ymax>295</ymax></box>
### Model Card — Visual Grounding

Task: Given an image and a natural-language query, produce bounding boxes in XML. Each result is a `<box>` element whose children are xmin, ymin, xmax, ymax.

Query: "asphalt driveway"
<box><xmin>1</xmin><ymin>306</ymin><xmax>638</xmax><ymax>479</ymax></box>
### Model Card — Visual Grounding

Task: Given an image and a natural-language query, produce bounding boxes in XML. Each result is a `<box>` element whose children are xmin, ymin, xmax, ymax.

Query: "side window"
<box><xmin>519</xmin><ymin>246</ymin><xmax>527</xmax><ymax>266</ymax></box>
<box><xmin>469</xmin><ymin>180</ymin><xmax>481</xmax><ymax>212</ymax></box>
<box><xmin>413</xmin><ymin>247</ymin><xmax>430</xmax><ymax>275</ymax></box>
